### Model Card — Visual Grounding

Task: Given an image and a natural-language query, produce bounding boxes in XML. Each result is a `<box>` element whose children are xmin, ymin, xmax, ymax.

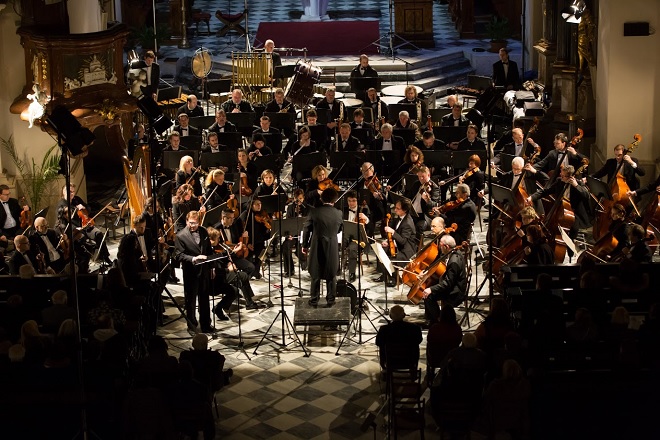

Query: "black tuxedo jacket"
<box><xmin>208</xmin><ymin>121</ymin><xmax>237</xmax><ymax>133</ymax></box>
<box><xmin>214</xmin><ymin>222</ymin><xmax>243</xmax><ymax>246</ymax></box>
<box><xmin>591</xmin><ymin>158</ymin><xmax>645</xmax><ymax>191</ymax></box>
<box><xmin>118</xmin><ymin>229</ymin><xmax>156</xmax><ymax>286</ymax></box>
<box><xmin>0</xmin><ymin>198</ymin><xmax>22</xmax><ymax>234</ymax></box>
<box><xmin>9</xmin><ymin>249</ymin><xmax>41</xmax><ymax>275</ymax></box>
<box><xmin>429</xmin><ymin>250</ymin><xmax>467</xmax><ymax>300</ymax></box>
<box><xmin>303</xmin><ymin>205</ymin><xmax>343</xmax><ymax>279</ymax></box>
<box><xmin>457</xmin><ymin>137</ymin><xmax>486</xmax><ymax>151</ymax></box>
<box><xmin>531</xmin><ymin>180</ymin><xmax>591</xmax><ymax>229</ymax></box>
<box><xmin>492</xmin><ymin>59</ymin><xmax>521</xmax><ymax>90</ymax></box>
<box><xmin>497</xmin><ymin>141</ymin><xmax>535</xmax><ymax>159</ymax></box>
<box><xmin>221</xmin><ymin>100</ymin><xmax>254</xmax><ymax>114</ymax></box>
<box><xmin>444</xmin><ymin>199</ymin><xmax>477</xmax><ymax>244</ymax></box>
<box><xmin>413</xmin><ymin>139</ymin><xmax>447</xmax><ymax>151</ymax></box>
<box><xmin>335</xmin><ymin>135</ymin><xmax>362</xmax><ymax>152</ymax></box>
<box><xmin>29</xmin><ymin>230</ymin><xmax>63</xmax><ymax>269</ymax></box>
<box><xmin>316</xmin><ymin>99</ymin><xmax>344</xmax><ymax>122</ymax></box>
<box><xmin>138</xmin><ymin>62</ymin><xmax>160</xmax><ymax>97</ymax></box>
<box><xmin>390</xmin><ymin>214</ymin><xmax>417</xmax><ymax>260</ymax></box>
<box><xmin>174</xmin><ymin>226</ymin><xmax>214</xmax><ymax>293</ymax></box>
<box><xmin>441</xmin><ymin>114</ymin><xmax>470</xmax><ymax>127</ymax></box>
<box><xmin>405</xmin><ymin>180</ymin><xmax>441</xmax><ymax>216</ymax></box>
<box><xmin>365</xmin><ymin>99</ymin><xmax>389</xmax><ymax>121</ymax></box>
<box><xmin>497</xmin><ymin>170</ymin><xmax>549</xmax><ymax>214</ymax></box>
<box><xmin>173</xmin><ymin>125</ymin><xmax>200</xmax><ymax>137</ymax></box>
<box><xmin>371</xmin><ymin>136</ymin><xmax>405</xmax><ymax>154</ymax></box>
<box><xmin>397</xmin><ymin>98</ymin><xmax>428</xmax><ymax>121</ymax></box>
<box><xmin>264</xmin><ymin>99</ymin><xmax>296</xmax><ymax>114</ymax></box>
<box><xmin>350</xmin><ymin>65</ymin><xmax>379</xmax><ymax>79</ymax></box>
<box><xmin>176</xmin><ymin>104</ymin><xmax>204</xmax><ymax>118</ymax></box>
<box><xmin>533</xmin><ymin>148</ymin><xmax>588</xmax><ymax>180</ymax></box>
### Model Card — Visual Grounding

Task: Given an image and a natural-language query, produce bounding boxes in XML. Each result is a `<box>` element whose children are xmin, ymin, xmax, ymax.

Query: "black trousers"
<box><xmin>225</xmin><ymin>270</ymin><xmax>255</xmax><ymax>304</ymax></box>
<box><xmin>309</xmin><ymin>276</ymin><xmax>336</xmax><ymax>304</ymax></box>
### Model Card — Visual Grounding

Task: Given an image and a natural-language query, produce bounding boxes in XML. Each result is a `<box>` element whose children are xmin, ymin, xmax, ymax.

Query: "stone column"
<box><xmin>533</xmin><ymin>0</ymin><xmax>558</xmax><ymax>98</ymax></box>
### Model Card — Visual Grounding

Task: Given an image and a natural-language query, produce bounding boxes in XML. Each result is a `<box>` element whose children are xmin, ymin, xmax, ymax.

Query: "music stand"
<box><xmin>293</xmin><ymin>151</ymin><xmax>326</xmax><ymax>181</ymax></box>
<box><xmin>179</xmin><ymin>135</ymin><xmax>202</xmax><ymax>150</ymax></box>
<box><xmin>156</xmin><ymin>86</ymin><xmax>182</xmax><ymax>101</ymax></box>
<box><xmin>389</xmin><ymin>192</ymin><xmax>417</xmax><ymax>217</ymax></box>
<box><xmin>260</xmin><ymin>132</ymin><xmax>283</xmax><ymax>153</ymax></box>
<box><xmin>308</xmin><ymin>125</ymin><xmax>328</xmax><ymax>146</ymax></box>
<box><xmin>428</xmin><ymin>107</ymin><xmax>452</xmax><ymax>121</ymax></box>
<box><xmin>433</xmin><ymin>126</ymin><xmax>465</xmax><ymax>144</ymax></box>
<box><xmin>490</xmin><ymin>183</ymin><xmax>516</xmax><ymax>207</ymax></box>
<box><xmin>350</xmin><ymin>77</ymin><xmax>382</xmax><ymax>93</ymax></box>
<box><xmin>468</xmin><ymin>75</ymin><xmax>494</xmax><ymax>92</ymax></box>
<box><xmin>360</xmin><ymin>106</ymin><xmax>375</xmax><ymax>123</ymax></box>
<box><xmin>393</xmin><ymin>128</ymin><xmax>416</xmax><ymax>147</ymax></box>
<box><xmin>586</xmin><ymin>176</ymin><xmax>612</xmax><ymax>201</ymax></box>
<box><xmin>329</xmin><ymin>152</ymin><xmax>364</xmax><ymax>179</ymax></box>
<box><xmin>351</xmin><ymin>128</ymin><xmax>374</xmax><ymax>147</ymax></box>
<box><xmin>163</xmin><ymin>151</ymin><xmax>195</xmax><ymax>170</ymax></box>
<box><xmin>498</xmin><ymin>153</ymin><xmax>516</xmax><ymax>172</ymax></box>
<box><xmin>314</xmin><ymin>108</ymin><xmax>333</xmax><ymax>125</ymax></box>
<box><xmin>206</xmin><ymin>79</ymin><xmax>232</xmax><ymax>97</ymax></box>
<box><xmin>274</xmin><ymin>65</ymin><xmax>296</xmax><ymax>82</ymax></box>
<box><xmin>199</xmin><ymin>151</ymin><xmax>237</xmax><ymax>171</ymax></box>
<box><xmin>365</xmin><ymin>150</ymin><xmax>401</xmax><ymax>178</ymax></box>
<box><xmin>273</xmin><ymin>217</ymin><xmax>309</xmax><ymax>296</ymax></box>
<box><xmin>423</xmin><ymin>150</ymin><xmax>453</xmax><ymax>175</ymax></box>
<box><xmin>387</xmin><ymin>103</ymin><xmax>416</xmax><ymax>123</ymax></box>
<box><xmin>253</xmin><ymin>154</ymin><xmax>286</xmax><ymax>174</ymax></box>
<box><xmin>453</xmin><ymin>150</ymin><xmax>488</xmax><ymax>171</ymax></box>
<box><xmin>258</xmin><ymin>193</ymin><xmax>289</xmax><ymax>215</ymax></box>
<box><xmin>202</xmin><ymin>204</ymin><xmax>225</xmax><ymax>227</ymax></box>
<box><xmin>216</xmin><ymin>132</ymin><xmax>243</xmax><ymax>150</ymax></box>
<box><xmin>264</xmin><ymin>112</ymin><xmax>296</xmax><ymax>133</ymax></box>
<box><xmin>188</xmin><ymin>116</ymin><xmax>216</xmax><ymax>129</ymax></box>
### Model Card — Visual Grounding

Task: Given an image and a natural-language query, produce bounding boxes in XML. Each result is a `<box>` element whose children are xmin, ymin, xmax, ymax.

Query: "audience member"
<box><xmin>41</xmin><ymin>290</ymin><xmax>77</xmax><ymax>333</ymax></box>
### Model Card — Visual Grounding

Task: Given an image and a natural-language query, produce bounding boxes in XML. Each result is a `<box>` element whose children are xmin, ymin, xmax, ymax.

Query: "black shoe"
<box><xmin>188</xmin><ymin>315</ymin><xmax>199</xmax><ymax>327</ymax></box>
<box><xmin>223</xmin><ymin>368</ymin><xmax>233</xmax><ymax>386</ymax></box>
<box><xmin>253</xmin><ymin>273</ymin><xmax>262</xmax><ymax>280</ymax></box>
<box><xmin>386</xmin><ymin>280</ymin><xmax>396</xmax><ymax>288</ymax></box>
<box><xmin>373</xmin><ymin>275</ymin><xmax>386</xmax><ymax>283</ymax></box>
<box><xmin>215</xmin><ymin>308</ymin><xmax>229</xmax><ymax>321</ymax></box>
<box><xmin>308</xmin><ymin>300</ymin><xmax>318</xmax><ymax>307</ymax></box>
<box><xmin>327</xmin><ymin>298</ymin><xmax>336</xmax><ymax>306</ymax></box>
<box><xmin>349</xmin><ymin>273</ymin><xmax>356</xmax><ymax>282</ymax></box>
<box><xmin>187</xmin><ymin>321</ymin><xmax>198</xmax><ymax>332</ymax></box>
<box><xmin>201</xmin><ymin>326</ymin><xmax>217</xmax><ymax>333</ymax></box>
<box><xmin>246</xmin><ymin>302</ymin><xmax>259</xmax><ymax>310</ymax></box>
<box><xmin>102</xmin><ymin>256</ymin><xmax>113</xmax><ymax>266</ymax></box>
<box><xmin>169</xmin><ymin>275</ymin><xmax>180</xmax><ymax>283</ymax></box>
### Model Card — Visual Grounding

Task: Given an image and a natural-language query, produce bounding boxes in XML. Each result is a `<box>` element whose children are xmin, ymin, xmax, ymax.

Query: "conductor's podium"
<box><xmin>293</xmin><ymin>297</ymin><xmax>351</xmax><ymax>338</ymax></box>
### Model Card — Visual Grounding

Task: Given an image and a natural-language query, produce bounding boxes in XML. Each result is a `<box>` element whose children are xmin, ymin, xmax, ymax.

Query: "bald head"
<box><xmin>430</xmin><ymin>216</ymin><xmax>446</xmax><ymax>234</ymax></box>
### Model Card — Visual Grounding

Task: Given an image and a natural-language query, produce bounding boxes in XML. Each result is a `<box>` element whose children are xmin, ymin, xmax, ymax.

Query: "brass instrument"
<box><xmin>279</xmin><ymin>101</ymin><xmax>293</xmax><ymax>113</ymax></box>
<box><xmin>335</xmin><ymin>125</ymin><xmax>340</xmax><ymax>152</ymax></box>
<box><xmin>416</xmin><ymin>100</ymin><xmax>422</xmax><ymax>123</ymax></box>
<box><xmin>339</xmin><ymin>100</ymin><xmax>344</xmax><ymax>123</ymax></box>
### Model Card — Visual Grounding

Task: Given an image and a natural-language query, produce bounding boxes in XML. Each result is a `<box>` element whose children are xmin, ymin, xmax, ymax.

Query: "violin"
<box><xmin>365</xmin><ymin>174</ymin><xmax>381</xmax><ymax>193</ymax></box>
<box><xmin>226</xmin><ymin>183</ymin><xmax>239</xmax><ymax>214</ymax></box>
<box><xmin>385</xmin><ymin>213</ymin><xmax>396</xmax><ymax>258</ymax></box>
<box><xmin>77</xmin><ymin>205</ymin><xmax>94</xmax><ymax>228</ymax></box>
<box><xmin>318</xmin><ymin>178</ymin><xmax>340</xmax><ymax>192</ymax></box>
<box><xmin>430</xmin><ymin>197</ymin><xmax>466</xmax><ymax>216</ymax></box>
<box><xmin>240</xmin><ymin>172</ymin><xmax>253</xmax><ymax>197</ymax></box>
<box><xmin>254</xmin><ymin>210</ymin><xmax>272</xmax><ymax>230</ymax></box>
<box><xmin>19</xmin><ymin>196</ymin><xmax>31</xmax><ymax>230</ymax></box>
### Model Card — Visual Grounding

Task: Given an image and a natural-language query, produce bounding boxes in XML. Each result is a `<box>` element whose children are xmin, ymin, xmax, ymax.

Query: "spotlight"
<box><xmin>46</xmin><ymin>105</ymin><xmax>96</xmax><ymax>157</ymax></box>
<box><xmin>561</xmin><ymin>0</ymin><xmax>586</xmax><ymax>23</ymax></box>
<box><xmin>136</xmin><ymin>94</ymin><xmax>173</xmax><ymax>135</ymax></box>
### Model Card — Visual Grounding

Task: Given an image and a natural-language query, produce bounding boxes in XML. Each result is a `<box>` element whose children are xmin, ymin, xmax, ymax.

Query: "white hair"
<box><xmin>511</xmin><ymin>156</ymin><xmax>525</xmax><ymax>168</ymax></box>
<box><xmin>440</xmin><ymin>235</ymin><xmax>456</xmax><ymax>248</ymax></box>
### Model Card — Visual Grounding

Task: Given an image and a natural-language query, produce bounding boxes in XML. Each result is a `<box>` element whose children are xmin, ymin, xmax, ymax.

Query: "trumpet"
<box><xmin>416</xmin><ymin>100</ymin><xmax>422</xmax><ymax>123</ymax></box>
<box><xmin>279</xmin><ymin>101</ymin><xmax>293</xmax><ymax>113</ymax></box>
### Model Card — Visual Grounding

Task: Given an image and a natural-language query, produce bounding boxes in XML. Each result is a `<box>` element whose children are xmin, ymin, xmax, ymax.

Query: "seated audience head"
<box><xmin>52</xmin><ymin>290</ymin><xmax>68</xmax><ymax>305</ymax></box>
<box><xmin>389</xmin><ymin>305</ymin><xmax>406</xmax><ymax>322</ymax></box>
<box><xmin>192</xmin><ymin>333</ymin><xmax>209</xmax><ymax>351</ymax></box>
<box><xmin>461</xmin><ymin>332</ymin><xmax>478</xmax><ymax>348</ymax></box>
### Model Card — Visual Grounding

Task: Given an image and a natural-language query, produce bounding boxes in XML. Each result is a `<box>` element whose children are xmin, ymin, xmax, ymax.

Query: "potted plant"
<box><xmin>486</xmin><ymin>17</ymin><xmax>510</xmax><ymax>53</ymax></box>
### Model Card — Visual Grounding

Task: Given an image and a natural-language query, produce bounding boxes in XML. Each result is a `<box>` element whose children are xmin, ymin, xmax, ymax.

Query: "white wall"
<box><xmin>596</xmin><ymin>0</ymin><xmax>660</xmax><ymax>176</ymax></box>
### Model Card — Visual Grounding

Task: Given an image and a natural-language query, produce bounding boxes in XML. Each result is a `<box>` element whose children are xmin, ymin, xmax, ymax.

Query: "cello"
<box><xmin>401</xmin><ymin>223</ymin><xmax>457</xmax><ymax>287</ymax></box>
<box><xmin>406</xmin><ymin>242</ymin><xmax>468</xmax><ymax>305</ymax></box>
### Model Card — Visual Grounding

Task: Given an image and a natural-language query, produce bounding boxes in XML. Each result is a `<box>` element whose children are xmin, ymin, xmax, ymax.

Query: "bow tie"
<box><xmin>502</xmin><ymin>62</ymin><xmax>508</xmax><ymax>65</ymax></box>
<box><xmin>355</xmin><ymin>124</ymin><xmax>362</xmax><ymax>128</ymax></box>
<box><xmin>384</xmin><ymin>139</ymin><xmax>391</xmax><ymax>142</ymax></box>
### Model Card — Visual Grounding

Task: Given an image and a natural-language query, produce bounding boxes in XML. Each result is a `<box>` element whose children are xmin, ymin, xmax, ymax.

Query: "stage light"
<box><xmin>136</xmin><ymin>94</ymin><xmax>173</xmax><ymax>135</ymax></box>
<box><xmin>127</xmin><ymin>49</ymin><xmax>143</xmax><ymax>69</ymax></box>
<box><xmin>46</xmin><ymin>105</ymin><xmax>96</xmax><ymax>157</ymax></box>
<box><xmin>561</xmin><ymin>0</ymin><xmax>586</xmax><ymax>23</ymax></box>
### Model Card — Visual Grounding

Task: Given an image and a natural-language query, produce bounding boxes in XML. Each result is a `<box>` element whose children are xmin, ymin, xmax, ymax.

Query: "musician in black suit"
<box><xmin>0</xmin><ymin>184</ymin><xmax>26</xmax><ymax>244</ymax></box>
<box><xmin>341</xmin><ymin>191</ymin><xmax>370</xmax><ymax>282</ymax></box>
<box><xmin>492</xmin><ymin>48</ymin><xmax>521</xmax><ymax>90</ymax></box>
<box><xmin>9</xmin><ymin>234</ymin><xmax>46</xmax><ymax>275</ymax></box>
<box><xmin>333</xmin><ymin>123</ymin><xmax>362</xmax><ymax>152</ymax></box>
<box><xmin>349</xmin><ymin>108</ymin><xmax>375</xmax><ymax>146</ymax></box>
<box><xmin>459</xmin><ymin>154</ymin><xmax>485</xmax><ymax>205</ymax></box>
<box><xmin>397</xmin><ymin>84</ymin><xmax>427</xmax><ymax>122</ymax></box>
<box><xmin>487</xmin><ymin>156</ymin><xmax>549</xmax><ymax>215</ymax></box>
<box><xmin>221</xmin><ymin>89</ymin><xmax>254</xmax><ymax>114</ymax></box>
<box><xmin>253</xmin><ymin>115</ymin><xmax>281</xmax><ymax>137</ymax></box>
<box><xmin>457</xmin><ymin>125</ymin><xmax>486</xmax><ymax>151</ymax></box>
<box><xmin>531</xmin><ymin>133</ymin><xmax>588</xmax><ymax>184</ymax></box>
<box><xmin>414</xmin><ymin>130</ymin><xmax>447</xmax><ymax>151</ymax></box>
<box><xmin>203</xmin><ymin>169</ymin><xmax>236</xmax><ymax>211</ymax></box>
<box><xmin>264</xmin><ymin>88</ymin><xmax>295</xmax><ymax>114</ymax></box>
<box><xmin>349</xmin><ymin>54</ymin><xmax>379</xmax><ymax>102</ymax></box>
<box><xmin>440</xmin><ymin>184</ymin><xmax>477</xmax><ymax>245</ymax></box>
<box><xmin>128</xmin><ymin>123</ymin><xmax>148</xmax><ymax>159</ymax></box>
<box><xmin>282</xmin><ymin>189</ymin><xmax>309</xmax><ymax>277</ymax></box>
<box><xmin>201</xmin><ymin>132</ymin><xmax>228</xmax><ymax>154</ymax></box>
<box><xmin>316</xmin><ymin>88</ymin><xmax>345</xmax><ymax>131</ymax></box>
<box><xmin>302</xmin><ymin>187</ymin><xmax>344</xmax><ymax>306</ymax></box>
<box><xmin>176</xmin><ymin>94</ymin><xmax>204</xmax><ymax>117</ymax></box>
<box><xmin>590</xmin><ymin>144</ymin><xmax>645</xmax><ymax>191</ymax></box>
<box><xmin>117</xmin><ymin>214</ymin><xmax>155</xmax><ymax>287</ymax></box>
<box><xmin>422</xmin><ymin>235</ymin><xmax>468</xmax><ymax>322</ymax></box>
<box><xmin>529</xmin><ymin>164</ymin><xmax>590</xmax><ymax>243</ymax></box>
<box><xmin>174</xmin><ymin>210</ymin><xmax>216</xmax><ymax>333</ymax></box>
<box><xmin>31</xmin><ymin>216</ymin><xmax>66</xmax><ymax>273</ymax></box>
<box><xmin>246</xmin><ymin>133</ymin><xmax>273</xmax><ymax>160</ymax></box>
<box><xmin>376</xmin><ymin>198</ymin><xmax>416</xmax><ymax>287</ymax></box>
<box><xmin>440</xmin><ymin>104</ymin><xmax>470</xmax><ymax>127</ymax></box>
<box><xmin>371</xmin><ymin>123</ymin><xmax>405</xmax><ymax>154</ymax></box>
<box><xmin>208</xmin><ymin>109</ymin><xmax>237</xmax><ymax>134</ymax></box>
<box><xmin>365</xmin><ymin>87</ymin><xmax>389</xmax><ymax>123</ymax></box>
<box><xmin>493</xmin><ymin>127</ymin><xmax>534</xmax><ymax>165</ymax></box>
<box><xmin>404</xmin><ymin>165</ymin><xmax>441</xmax><ymax>237</ymax></box>
<box><xmin>173</xmin><ymin>113</ymin><xmax>201</xmax><ymax>138</ymax></box>
<box><xmin>139</xmin><ymin>50</ymin><xmax>160</xmax><ymax>99</ymax></box>
<box><xmin>283</xmin><ymin>125</ymin><xmax>317</xmax><ymax>160</ymax></box>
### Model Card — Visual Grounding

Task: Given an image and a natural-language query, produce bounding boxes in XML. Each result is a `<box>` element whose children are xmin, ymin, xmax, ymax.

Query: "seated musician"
<box><xmin>414</xmin><ymin>130</ymin><xmax>446</xmax><ymax>151</ymax></box>
<box><xmin>440</xmin><ymin>94</ymin><xmax>458</xmax><ymax>109</ymax></box>
<box><xmin>365</xmin><ymin>87</ymin><xmax>388</xmax><ymax>124</ymax></box>
<box><xmin>158</xmin><ymin>132</ymin><xmax>187</xmax><ymax>180</ymax></box>
<box><xmin>349</xmin><ymin>54</ymin><xmax>378</xmax><ymax>102</ymax></box>
<box><xmin>56</xmin><ymin>183</ymin><xmax>112</xmax><ymax>266</ymax></box>
<box><xmin>607</xmin><ymin>203</ymin><xmax>630</xmax><ymax>258</ymax></box>
<box><xmin>0</xmin><ymin>184</ymin><xmax>29</xmax><ymax>248</ymax></box>
<box><xmin>30</xmin><ymin>216</ymin><xmax>66</xmax><ymax>274</ymax></box>
<box><xmin>371</xmin><ymin>123</ymin><xmax>405</xmax><ymax>155</ymax></box>
<box><xmin>458</xmin><ymin>154</ymin><xmax>485</xmax><ymax>206</ymax></box>
<box><xmin>127</xmin><ymin>123</ymin><xmax>148</xmax><ymax>159</ymax></box>
<box><xmin>590</xmin><ymin>143</ymin><xmax>645</xmax><ymax>191</ymax></box>
<box><xmin>394</xmin><ymin>110</ymin><xmax>422</xmax><ymax>141</ymax></box>
<box><xmin>172</xmin><ymin>184</ymin><xmax>205</xmax><ymax>232</ymax></box>
<box><xmin>204</xmin><ymin>169</ymin><xmax>236</xmax><ymax>211</ymax></box>
<box><xmin>349</xmin><ymin>108</ymin><xmax>375</xmax><ymax>145</ymax></box>
<box><xmin>205</xmin><ymin>227</ymin><xmax>247</xmax><ymax>318</ymax></box>
<box><xmin>388</xmin><ymin>146</ymin><xmax>424</xmax><ymax>193</ymax></box>
<box><xmin>264</xmin><ymin>39</ymin><xmax>282</xmax><ymax>83</ymax></box>
<box><xmin>265</xmin><ymin>88</ymin><xmax>294</xmax><ymax>114</ymax></box>
<box><xmin>436</xmin><ymin>183</ymin><xmax>476</xmax><ymax>245</ymax></box>
<box><xmin>429</xmin><ymin>216</ymin><xmax>446</xmax><ymax>241</ymax></box>
<box><xmin>237</xmin><ymin>148</ymin><xmax>259</xmax><ymax>193</ymax></box>
<box><xmin>305</xmin><ymin>109</ymin><xmax>319</xmax><ymax>126</ymax></box>
<box><xmin>238</xmin><ymin>198</ymin><xmax>272</xmax><ymax>279</ymax></box>
<box><xmin>176</xmin><ymin>94</ymin><xmax>204</xmax><ymax>118</ymax></box>
<box><xmin>342</xmin><ymin>190</ymin><xmax>370</xmax><ymax>282</ymax></box>
<box><xmin>628</xmin><ymin>172</ymin><xmax>660</xmax><ymax>200</ymax></box>
<box><xmin>527</xmin><ymin>164</ymin><xmax>590</xmax><ymax>251</ymax></box>
<box><xmin>306</xmin><ymin>165</ymin><xmax>331</xmax><ymax>207</ymax></box>
<box><xmin>441</xmin><ymin>103</ymin><xmax>469</xmax><ymax>127</ymax></box>
<box><xmin>283</xmin><ymin>125</ymin><xmax>317</xmax><ymax>160</ymax></box>
<box><xmin>221</xmin><ymin>89</ymin><xmax>254</xmax><ymax>114</ymax></box>
<box><xmin>254</xmin><ymin>169</ymin><xmax>285</xmax><ymax>198</ymax></box>
<box><xmin>531</xmin><ymin>133</ymin><xmax>588</xmax><ymax>182</ymax></box>
<box><xmin>397</xmin><ymin>84</ymin><xmax>427</xmax><ymax>122</ymax></box>
<box><xmin>175</xmin><ymin>155</ymin><xmax>203</xmax><ymax>197</ymax></box>
<box><xmin>375</xmin><ymin>199</ymin><xmax>416</xmax><ymax>287</ymax></box>
<box><xmin>212</xmin><ymin>209</ymin><xmax>260</xmax><ymax>287</ymax></box>
<box><xmin>201</xmin><ymin>132</ymin><xmax>227</xmax><ymax>154</ymax></box>
<box><xmin>9</xmin><ymin>234</ymin><xmax>52</xmax><ymax>275</ymax></box>
<box><xmin>208</xmin><ymin>109</ymin><xmax>237</xmax><ymax>134</ymax></box>
<box><xmin>421</xmin><ymin>235</ymin><xmax>468</xmax><ymax>322</ymax></box>
<box><xmin>173</xmin><ymin>113</ymin><xmax>200</xmax><ymax>137</ymax></box>
<box><xmin>316</xmin><ymin>88</ymin><xmax>345</xmax><ymax>131</ymax></box>
<box><xmin>404</xmin><ymin>165</ymin><xmax>440</xmax><ymax>237</ymax></box>
<box><xmin>457</xmin><ymin>124</ymin><xmax>486</xmax><ymax>151</ymax></box>
<box><xmin>334</xmin><ymin>123</ymin><xmax>362</xmax><ymax>152</ymax></box>
<box><xmin>486</xmin><ymin>156</ymin><xmax>548</xmax><ymax>215</ymax></box>
<box><xmin>247</xmin><ymin>133</ymin><xmax>273</xmax><ymax>160</ymax></box>
<box><xmin>493</xmin><ymin>127</ymin><xmax>533</xmax><ymax>165</ymax></box>
<box><xmin>524</xmin><ymin>224</ymin><xmax>554</xmax><ymax>265</ymax></box>
<box><xmin>283</xmin><ymin>189</ymin><xmax>309</xmax><ymax>277</ymax></box>
<box><xmin>253</xmin><ymin>115</ymin><xmax>281</xmax><ymax>137</ymax></box>
<box><xmin>623</xmin><ymin>224</ymin><xmax>652</xmax><ymax>264</ymax></box>
<box><xmin>117</xmin><ymin>214</ymin><xmax>156</xmax><ymax>287</ymax></box>
<box><xmin>359</xmin><ymin>162</ymin><xmax>385</xmax><ymax>235</ymax></box>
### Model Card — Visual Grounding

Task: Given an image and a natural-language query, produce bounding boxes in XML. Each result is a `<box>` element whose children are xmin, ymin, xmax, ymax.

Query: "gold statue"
<box><xmin>577</xmin><ymin>9</ymin><xmax>597</xmax><ymax>75</ymax></box>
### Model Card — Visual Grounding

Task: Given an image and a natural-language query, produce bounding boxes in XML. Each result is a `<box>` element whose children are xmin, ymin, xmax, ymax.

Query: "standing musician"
<box><xmin>201</xmin><ymin>132</ymin><xmax>227</xmax><ymax>154</ymax></box>
<box><xmin>254</xmin><ymin>169</ymin><xmax>285</xmax><ymax>198</ymax></box>
<box><xmin>441</xmin><ymin>104</ymin><xmax>470</xmax><ymax>127</ymax></box>
<box><xmin>457</xmin><ymin>124</ymin><xmax>486</xmax><ymax>151</ymax></box>
<box><xmin>334</xmin><ymin>123</ymin><xmax>362</xmax><ymax>152</ymax></box>
<box><xmin>175</xmin><ymin>155</ymin><xmax>203</xmax><ymax>197</ymax></box>
<box><xmin>176</xmin><ymin>94</ymin><xmax>204</xmax><ymax>118</ymax></box>
<box><xmin>365</xmin><ymin>87</ymin><xmax>389</xmax><ymax>124</ymax></box>
<box><xmin>305</xmin><ymin>165</ymin><xmax>332</xmax><ymax>207</ymax></box>
<box><xmin>173</xmin><ymin>113</ymin><xmax>200</xmax><ymax>138</ymax></box>
<box><xmin>371</xmin><ymin>123</ymin><xmax>405</xmax><ymax>154</ymax></box>
<box><xmin>212</xmin><ymin>209</ymin><xmax>260</xmax><ymax>295</ymax></box>
<box><xmin>247</xmin><ymin>133</ymin><xmax>273</xmax><ymax>160</ymax></box>
<box><xmin>264</xmin><ymin>39</ymin><xmax>282</xmax><ymax>84</ymax></box>
<box><xmin>531</xmin><ymin>133</ymin><xmax>587</xmax><ymax>183</ymax></box>
<box><xmin>0</xmin><ymin>184</ymin><xmax>29</xmax><ymax>247</ymax></box>
<box><xmin>394</xmin><ymin>111</ymin><xmax>422</xmax><ymax>141</ymax></box>
<box><xmin>204</xmin><ymin>169</ymin><xmax>236</xmax><ymax>211</ymax></box>
<box><xmin>302</xmin><ymin>187</ymin><xmax>343</xmax><ymax>306</ymax></box>
<box><xmin>349</xmin><ymin>54</ymin><xmax>379</xmax><ymax>102</ymax></box>
<box><xmin>528</xmin><ymin>164</ymin><xmax>590</xmax><ymax>245</ymax></box>
<box><xmin>9</xmin><ymin>234</ymin><xmax>51</xmax><ymax>275</ymax></box>
<box><xmin>524</xmin><ymin>224</ymin><xmax>554</xmax><ymax>265</ymax></box>
<box><xmin>493</xmin><ymin>127</ymin><xmax>533</xmax><ymax>164</ymax></box>
<box><xmin>421</xmin><ymin>235</ymin><xmax>467</xmax><ymax>323</ymax></box>
<box><xmin>492</xmin><ymin>48</ymin><xmax>521</xmax><ymax>91</ymax></box>
<box><xmin>239</xmin><ymin>198</ymin><xmax>271</xmax><ymax>279</ymax></box>
<box><xmin>490</xmin><ymin>156</ymin><xmax>549</xmax><ymax>215</ymax></box>
<box><xmin>117</xmin><ymin>214</ymin><xmax>156</xmax><ymax>287</ymax></box>
<box><xmin>139</xmin><ymin>50</ymin><xmax>160</xmax><ymax>99</ymax></box>
<box><xmin>208</xmin><ymin>109</ymin><xmax>237</xmax><ymax>134</ymax></box>
<box><xmin>283</xmin><ymin>189</ymin><xmax>309</xmax><ymax>277</ymax></box>
<box><xmin>414</xmin><ymin>130</ymin><xmax>447</xmax><ymax>151</ymax></box>
<box><xmin>437</xmin><ymin>183</ymin><xmax>477</xmax><ymax>245</ymax></box>
<box><xmin>404</xmin><ymin>165</ymin><xmax>441</xmax><ymax>237</ymax></box>
<box><xmin>342</xmin><ymin>190</ymin><xmax>370</xmax><ymax>282</ymax></box>
<box><xmin>30</xmin><ymin>217</ymin><xmax>66</xmax><ymax>273</ymax></box>
<box><xmin>316</xmin><ymin>87</ymin><xmax>345</xmax><ymax>131</ymax></box>
<box><xmin>397</xmin><ymin>85</ymin><xmax>428</xmax><ymax>122</ymax></box>
<box><xmin>590</xmin><ymin>143</ymin><xmax>645</xmax><ymax>192</ymax></box>
<box><xmin>375</xmin><ymin>199</ymin><xmax>416</xmax><ymax>287</ymax></box>
<box><xmin>174</xmin><ymin>211</ymin><xmax>215</xmax><ymax>333</ymax></box>
<box><xmin>56</xmin><ymin>184</ymin><xmax>112</xmax><ymax>266</ymax></box>
<box><xmin>221</xmin><ymin>89</ymin><xmax>254</xmax><ymax>114</ymax></box>
<box><xmin>237</xmin><ymin>148</ymin><xmax>259</xmax><ymax>193</ymax></box>
<box><xmin>172</xmin><ymin>184</ymin><xmax>205</xmax><ymax>232</ymax></box>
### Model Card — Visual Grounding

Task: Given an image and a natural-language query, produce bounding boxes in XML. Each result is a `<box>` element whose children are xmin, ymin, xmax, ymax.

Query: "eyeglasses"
<box><xmin>188</xmin><ymin>221</ymin><xmax>199</xmax><ymax>226</ymax></box>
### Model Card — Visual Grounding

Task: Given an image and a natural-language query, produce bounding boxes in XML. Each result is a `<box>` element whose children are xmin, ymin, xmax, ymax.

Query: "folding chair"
<box><xmin>215</xmin><ymin>9</ymin><xmax>246</xmax><ymax>37</ymax></box>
